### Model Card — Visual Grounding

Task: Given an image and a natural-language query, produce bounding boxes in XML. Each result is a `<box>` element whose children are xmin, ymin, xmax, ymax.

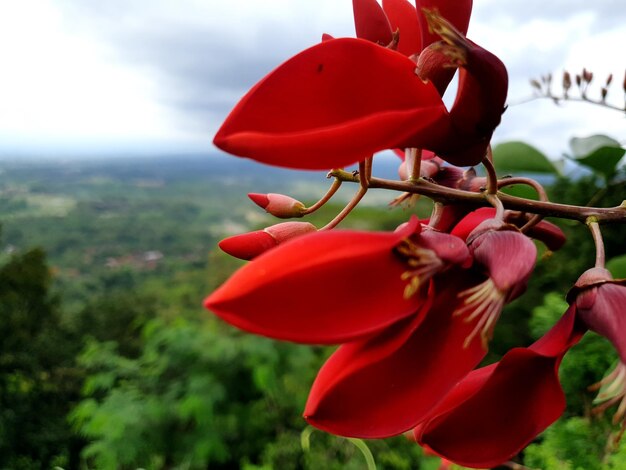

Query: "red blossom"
<box><xmin>206</xmin><ymin>218</ymin><xmax>469</xmax><ymax>344</ymax></box>
<box><xmin>218</xmin><ymin>221</ymin><xmax>317</xmax><ymax>260</ymax></box>
<box><xmin>214</xmin><ymin>4</ymin><xmax>506</xmax><ymax>170</ymax></box>
<box><xmin>416</xmin><ymin>305</ymin><xmax>584</xmax><ymax>468</ymax></box>
<box><xmin>304</xmin><ymin>270</ymin><xmax>488</xmax><ymax>438</ymax></box>
<box><xmin>213</xmin><ymin>38</ymin><xmax>447</xmax><ymax>170</ymax></box>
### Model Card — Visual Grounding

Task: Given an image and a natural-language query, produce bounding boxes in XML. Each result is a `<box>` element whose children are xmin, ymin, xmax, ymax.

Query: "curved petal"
<box><xmin>419</xmin><ymin>348</ymin><xmax>564</xmax><ymax>468</ymax></box>
<box><xmin>353</xmin><ymin>0</ymin><xmax>393</xmax><ymax>44</ymax></box>
<box><xmin>416</xmin><ymin>0</ymin><xmax>472</xmax><ymax>48</ymax></box>
<box><xmin>304</xmin><ymin>271</ymin><xmax>487</xmax><ymax>437</ymax></box>
<box><xmin>214</xmin><ymin>38</ymin><xmax>447</xmax><ymax>170</ymax></box>
<box><xmin>205</xmin><ymin>219</ymin><xmax>425</xmax><ymax>344</ymax></box>
<box><xmin>416</xmin><ymin>306</ymin><xmax>583</xmax><ymax>468</ymax></box>
<box><xmin>382</xmin><ymin>0</ymin><xmax>421</xmax><ymax>56</ymax></box>
<box><xmin>450</xmin><ymin>208</ymin><xmax>495</xmax><ymax>241</ymax></box>
<box><xmin>470</xmin><ymin>229</ymin><xmax>537</xmax><ymax>293</ymax></box>
<box><xmin>577</xmin><ymin>282</ymin><xmax>626</xmax><ymax>363</ymax></box>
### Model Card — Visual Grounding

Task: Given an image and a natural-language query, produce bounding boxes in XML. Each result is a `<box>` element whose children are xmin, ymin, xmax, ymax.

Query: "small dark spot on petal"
<box><xmin>317</xmin><ymin>63</ymin><xmax>324</xmax><ymax>73</ymax></box>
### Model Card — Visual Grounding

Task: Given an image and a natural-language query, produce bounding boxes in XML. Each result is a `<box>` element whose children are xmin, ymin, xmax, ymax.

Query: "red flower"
<box><xmin>214</xmin><ymin>6</ymin><xmax>506</xmax><ymax>170</ymax></box>
<box><xmin>218</xmin><ymin>221</ymin><xmax>317</xmax><ymax>260</ymax></box>
<box><xmin>205</xmin><ymin>218</ymin><xmax>468</xmax><ymax>344</ymax></box>
<box><xmin>415</xmin><ymin>305</ymin><xmax>585</xmax><ymax>468</ymax></box>
<box><xmin>568</xmin><ymin>267</ymin><xmax>626</xmax><ymax>426</ymax></box>
<box><xmin>454</xmin><ymin>218</ymin><xmax>537</xmax><ymax>348</ymax></box>
<box><xmin>304</xmin><ymin>269</ymin><xmax>490</xmax><ymax>438</ymax></box>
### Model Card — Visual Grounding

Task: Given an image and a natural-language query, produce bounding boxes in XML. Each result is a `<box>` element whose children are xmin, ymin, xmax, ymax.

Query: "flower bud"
<box><xmin>562</xmin><ymin>71</ymin><xmax>571</xmax><ymax>95</ymax></box>
<box><xmin>248</xmin><ymin>193</ymin><xmax>306</xmax><ymax>219</ymax></box>
<box><xmin>218</xmin><ymin>222</ymin><xmax>317</xmax><ymax>260</ymax></box>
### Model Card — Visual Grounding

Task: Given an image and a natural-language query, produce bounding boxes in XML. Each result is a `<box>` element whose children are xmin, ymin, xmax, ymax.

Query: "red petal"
<box><xmin>416</xmin><ymin>306</ymin><xmax>582</xmax><ymax>468</ymax></box>
<box><xmin>214</xmin><ymin>38</ymin><xmax>446</xmax><ymax>170</ymax></box>
<box><xmin>205</xmin><ymin>219</ymin><xmax>424</xmax><ymax>344</ymax></box>
<box><xmin>304</xmin><ymin>271</ymin><xmax>487</xmax><ymax>437</ymax></box>
<box><xmin>420</xmin><ymin>230</ymin><xmax>470</xmax><ymax>266</ymax></box>
<box><xmin>418</xmin><ymin>348</ymin><xmax>564</xmax><ymax>468</ymax></box>
<box><xmin>576</xmin><ymin>282</ymin><xmax>626</xmax><ymax>363</ymax></box>
<box><xmin>353</xmin><ymin>0</ymin><xmax>393</xmax><ymax>44</ymax></box>
<box><xmin>450</xmin><ymin>208</ymin><xmax>495</xmax><ymax>241</ymax></box>
<box><xmin>248</xmin><ymin>193</ymin><xmax>270</xmax><ymax>209</ymax></box>
<box><xmin>382</xmin><ymin>0</ymin><xmax>422</xmax><ymax>56</ymax></box>
<box><xmin>416</xmin><ymin>0</ymin><xmax>472</xmax><ymax>48</ymax></box>
<box><xmin>470</xmin><ymin>229</ymin><xmax>537</xmax><ymax>293</ymax></box>
<box><xmin>218</xmin><ymin>230</ymin><xmax>277</xmax><ymax>260</ymax></box>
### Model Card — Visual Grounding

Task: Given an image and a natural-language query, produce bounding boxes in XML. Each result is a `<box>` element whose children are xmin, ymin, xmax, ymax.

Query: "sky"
<box><xmin>0</xmin><ymin>0</ymin><xmax>623</xmax><ymax>160</ymax></box>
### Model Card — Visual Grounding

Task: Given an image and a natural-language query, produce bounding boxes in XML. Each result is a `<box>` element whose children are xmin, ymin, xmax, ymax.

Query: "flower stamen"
<box><xmin>396</xmin><ymin>239</ymin><xmax>443</xmax><ymax>299</ymax></box>
<box><xmin>590</xmin><ymin>361</ymin><xmax>626</xmax><ymax>427</ymax></box>
<box><xmin>454</xmin><ymin>278</ymin><xmax>506</xmax><ymax>349</ymax></box>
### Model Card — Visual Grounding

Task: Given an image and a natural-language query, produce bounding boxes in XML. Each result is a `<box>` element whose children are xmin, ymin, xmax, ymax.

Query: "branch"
<box><xmin>328</xmin><ymin>170</ymin><xmax>626</xmax><ymax>224</ymax></box>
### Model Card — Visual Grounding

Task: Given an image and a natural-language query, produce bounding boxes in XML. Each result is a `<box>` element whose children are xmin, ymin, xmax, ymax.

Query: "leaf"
<box><xmin>607</xmin><ymin>254</ymin><xmax>626</xmax><ymax>279</ymax></box>
<box><xmin>499</xmin><ymin>183</ymin><xmax>540</xmax><ymax>200</ymax></box>
<box><xmin>569</xmin><ymin>134</ymin><xmax>622</xmax><ymax>158</ymax></box>
<box><xmin>492</xmin><ymin>141</ymin><xmax>558</xmax><ymax>175</ymax></box>
<box><xmin>568</xmin><ymin>135</ymin><xmax>626</xmax><ymax>181</ymax></box>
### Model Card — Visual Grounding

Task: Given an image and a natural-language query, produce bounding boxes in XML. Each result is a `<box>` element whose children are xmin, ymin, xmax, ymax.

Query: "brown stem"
<box><xmin>482</xmin><ymin>156</ymin><xmax>498</xmax><ymax>195</ymax></box>
<box><xmin>428</xmin><ymin>202</ymin><xmax>445</xmax><ymax>229</ymax></box>
<box><xmin>509</xmin><ymin>93</ymin><xmax>626</xmax><ymax>113</ymax></box>
<box><xmin>587</xmin><ymin>219</ymin><xmax>606</xmax><ymax>268</ymax></box>
<box><xmin>320</xmin><ymin>186</ymin><xmax>367</xmax><ymax>230</ymax></box>
<box><xmin>302</xmin><ymin>177</ymin><xmax>342</xmax><ymax>215</ymax></box>
<box><xmin>328</xmin><ymin>169</ymin><xmax>626</xmax><ymax>224</ymax></box>
<box><xmin>498</xmin><ymin>177</ymin><xmax>548</xmax><ymax>232</ymax></box>
<box><xmin>407</xmin><ymin>148</ymin><xmax>422</xmax><ymax>182</ymax></box>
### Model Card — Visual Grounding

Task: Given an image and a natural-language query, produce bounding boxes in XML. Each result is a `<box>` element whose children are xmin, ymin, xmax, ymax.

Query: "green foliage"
<box><xmin>1</xmin><ymin>154</ymin><xmax>624</xmax><ymax>469</ymax></box>
<box><xmin>607</xmin><ymin>254</ymin><xmax>626</xmax><ymax>278</ymax></box>
<box><xmin>568</xmin><ymin>135</ymin><xmax>626</xmax><ymax>181</ymax></box>
<box><xmin>492</xmin><ymin>141</ymin><xmax>559</xmax><ymax>174</ymax></box>
<box><xmin>0</xmin><ymin>248</ymin><xmax>81</xmax><ymax>468</ymax></box>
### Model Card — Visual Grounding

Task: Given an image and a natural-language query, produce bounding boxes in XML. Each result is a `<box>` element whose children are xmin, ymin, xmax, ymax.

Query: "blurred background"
<box><xmin>0</xmin><ymin>1</ymin><xmax>624</xmax><ymax>468</ymax></box>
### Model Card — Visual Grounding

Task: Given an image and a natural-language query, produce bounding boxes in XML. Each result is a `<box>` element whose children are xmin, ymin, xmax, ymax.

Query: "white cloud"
<box><xmin>0</xmin><ymin>0</ymin><xmax>623</xmax><ymax>157</ymax></box>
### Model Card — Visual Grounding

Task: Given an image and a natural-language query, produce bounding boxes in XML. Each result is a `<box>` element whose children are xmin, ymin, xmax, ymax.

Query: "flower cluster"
<box><xmin>205</xmin><ymin>0</ymin><xmax>626</xmax><ymax>467</ymax></box>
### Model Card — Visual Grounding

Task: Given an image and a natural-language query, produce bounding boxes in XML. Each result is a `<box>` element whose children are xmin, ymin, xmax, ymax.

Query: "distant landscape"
<box><xmin>1</xmin><ymin>154</ymin><xmax>625</xmax><ymax>469</ymax></box>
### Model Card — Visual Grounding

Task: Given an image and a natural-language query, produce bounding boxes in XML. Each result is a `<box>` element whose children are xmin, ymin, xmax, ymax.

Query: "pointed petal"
<box><xmin>382</xmin><ymin>0</ymin><xmax>422</xmax><ymax>56</ymax></box>
<box><xmin>353</xmin><ymin>0</ymin><xmax>393</xmax><ymax>45</ymax></box>
<box><xmin>205</xmin><ymin>219</ymin><xmax>425</xmax><ymax>344</ymax></box>
<box><xmin>418</xmin><ymin>348</ymin><xmax>564</xmax><ymax>468</ymax></box>
<box><xmin>470</xmin><ymin>229</ymin><xmax>537</xmax><ymax>293</ymax></box>
<box><xmin>304</xmin><ymin>271</ymin><xmax>487</xmax><ymax>437</ymax></box>
<box><xmin>450</xmin><ymin>208</ymin><xmax>495</xmax><ymax>241</ymax></box>
<box><xmin>218</xmin><ymin>230</ymin><xmax>277</xmax><ymax>260</ymax></box>
<box><xmin>416</xmin><ymin>306</ymin><xmax>582</xmax><ymax>468</ymax></box>
<box><xmin>214</xmin><ymin>38</ymin><xmax>446</xmax><ymax>170</ymax></box>
<box><xmin>577</xmin><ymin>282</ymin><xmax>626</xmax><ymax>363</ymax></box>
<box><xmin>416</xmin><ymin>0</ymin><xmax>472</xmax><ymax>48</ymax></box>
<box><xmin>419</xmin><ymin>230</ymin><xmax>470</xmax><ymax>266</ymax></box>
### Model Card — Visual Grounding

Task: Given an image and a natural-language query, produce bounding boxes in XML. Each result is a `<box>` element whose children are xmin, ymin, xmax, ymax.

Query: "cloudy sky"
<box><xmin>0</xmin><ymin>0</ymin><xmax>623</xmax><ymax>159</ymax></box>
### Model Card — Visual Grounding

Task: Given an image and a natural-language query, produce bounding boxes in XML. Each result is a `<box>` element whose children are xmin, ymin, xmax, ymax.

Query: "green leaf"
<box><xmin>568</xmin><ymin>135</ymin><xmax>626</xmax><ymax>180</ymax></box>
<box><xmin>570</xmin><ymin>134</ymin><xmax>621</xmax><ymax>158</ymax></box>
<box><xmin>499</xmin><ymin>183</ymin><xmax>540</xmax><ymax>200</ymax></box>
<box><xmin>492</xmin><ymin>141</ymin><xmax>558</xmax><ymax>174</ymax></box>
<box><xmin>607</xmin><ymin>254</ymin><xmax>626</xmax><ymax>279</ymax></box>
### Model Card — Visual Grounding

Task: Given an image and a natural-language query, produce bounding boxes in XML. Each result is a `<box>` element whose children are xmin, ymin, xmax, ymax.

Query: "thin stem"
<box><xmin>508</xmin><ymin>93</ymin><xmax>626</xmax><ymax>113</ymax></box>
<box><xmin>361</xmin><ymin>157</ymin><xmax>373</xmax><ymax>189</ymax></box>
<box><xmin>428</xmin><ymin>202</ymin><xmax>445</xmax><ymax>229</ymax></box>
<box><xmin>302</xmin><ymin>177</ymin><xmax>342</xmax><ymax>215</ymax></box>
<box><xmin>328</xmin><ymin>169</ymin><xmax>626</xmax><ymax>224</ymax></box>
<box><xmin>320</xmin><ymin>185</ymin><xmax>367</xmax><ymax>230</ymax></box>
<box><xmin>498</xmin><ymin>177</ymin><xmax>549</xmax><ymax>232</ymax></box>
<box><xmin>587</xmin><ymin>219</ymin><xmax>606</xmax><ymax>268</ymax></box>
<box><xmin>407</xmin><ymin>148</ymin><xmax>422</xmax><ymax>182</ymax></box>
<box><xmin>486</xmin><ymin>194</ymin><xmax>505</xmax><ymax>220</ymax></box>
<box><xmin>482</xmin><ymin>155</ymin><xmax>498</xmax><ymax>195</ymax></box>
